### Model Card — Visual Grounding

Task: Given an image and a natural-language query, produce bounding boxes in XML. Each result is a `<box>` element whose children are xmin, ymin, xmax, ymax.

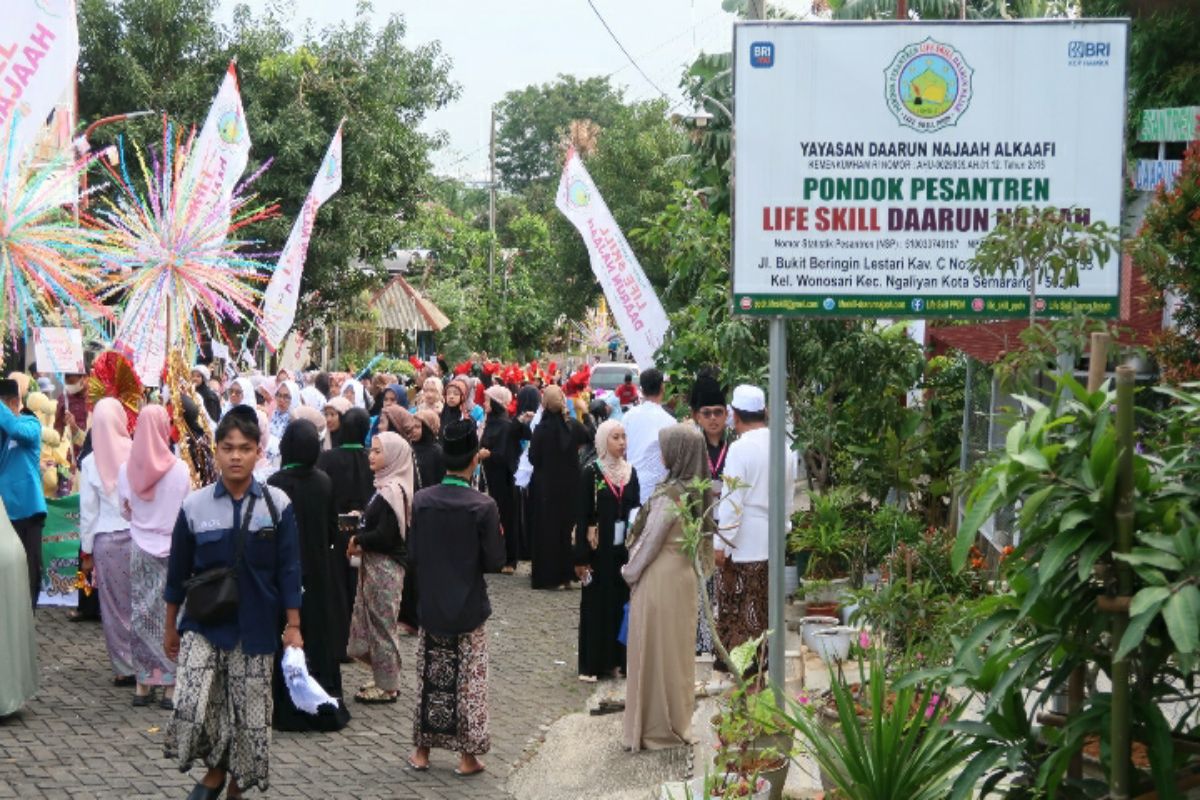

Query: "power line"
<box><xmin>603</xmin><ymin>8</ymin><xmax>728</xmax><ymax>81</ymax></box>
<box><xmin>585</xmin><ymin>0</ymin><xmax>673</xmax><ymax>102</ymax></box>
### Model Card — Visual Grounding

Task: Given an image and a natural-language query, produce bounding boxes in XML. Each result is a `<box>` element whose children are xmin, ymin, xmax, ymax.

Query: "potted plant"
<box><xmin>810</xmin><ymin>625</ymin><xmax>857</xmax><ymax>664</ymax></box>
<box><xmin>704</xmin><ymin>637</ymin><xmax>793</xmax><ymax>800</ymax></box>
<box><xmin>793</xmin><ymin>489</ymin><xmax>855</xmax><ymax>612</ymax></box>
<box><xmin>782</xmin><ymin>649</ymin><xmax>975</xmax><ymax>800</ymax></box>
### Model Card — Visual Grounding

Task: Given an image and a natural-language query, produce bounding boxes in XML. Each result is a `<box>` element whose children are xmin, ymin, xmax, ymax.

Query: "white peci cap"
<box><xmin>731</xmin><ymin>384</ymin><xmax>766</xmax><ymax>413</ymax></box>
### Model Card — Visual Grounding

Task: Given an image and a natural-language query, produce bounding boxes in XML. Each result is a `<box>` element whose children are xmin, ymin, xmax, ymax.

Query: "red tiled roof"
<box><xmin>929</xmin><ymin>256</ymin><xmax>1164</xmax><ymax>363</ymax></box>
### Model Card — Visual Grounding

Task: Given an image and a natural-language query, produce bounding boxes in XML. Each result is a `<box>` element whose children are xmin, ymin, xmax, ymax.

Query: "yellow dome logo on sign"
<box><xmin>885</xmin><ymin>38</ymin><xmax>973</xmax><ymax>132</ymax></box>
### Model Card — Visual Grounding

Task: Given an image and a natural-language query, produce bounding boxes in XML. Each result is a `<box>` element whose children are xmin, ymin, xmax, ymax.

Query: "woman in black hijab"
<box><xmin>317</xmin><ymin>407</ymin><xmax>374</xmax><ymax>657</ymax></box>
<box><xmin>480</xmin><ymin>387</ymin><xmax>531</xmax><ymax>574</ymax></box>
<box><xmin>529</xmin><ymin>386</ymin><xmax>590</xmax><ymax>589</ymax></box>
<box><xmin>268</xmin><ymin>420</ymin><xmax>351</xmax><ymax>732</ymax></box>
<box><xmin>514</xmin><ymin>384</ymin><xmax>542</xmax><ymax>563</ymax></box>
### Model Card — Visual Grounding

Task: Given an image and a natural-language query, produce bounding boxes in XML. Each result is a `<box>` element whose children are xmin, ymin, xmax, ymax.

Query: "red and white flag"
<box><xmin>0</xmin><ymin>0</ymin><xmax>79</xmax><ymax>194</ymax></box>
<box><xmin>261</xmin><ymin>123</ymin><xmax>343</xmax><ymax>350</ymax></box>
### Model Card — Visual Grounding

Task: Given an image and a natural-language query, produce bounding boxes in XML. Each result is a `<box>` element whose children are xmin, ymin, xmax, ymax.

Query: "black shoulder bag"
<box><xmin>183</xmin><ymin>489</ymin><xmax>281</xmax><ymax>624</ymax></box>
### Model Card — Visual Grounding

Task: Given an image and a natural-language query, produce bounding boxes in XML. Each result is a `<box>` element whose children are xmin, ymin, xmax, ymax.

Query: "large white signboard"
<box><xmin>732</xmin><ymin>21</ymin><xmax>1128</xmax><ymax>318</ymax></box>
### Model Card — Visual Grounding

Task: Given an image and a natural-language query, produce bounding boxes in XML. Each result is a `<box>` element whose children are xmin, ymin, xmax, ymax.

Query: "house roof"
<box><xmin>928</xmin><ymin>256</ymin><xmax>1164</xmax><ymax>363</ymax></box>
<box><xmin>369</xmin><ymin>275</ymin><xmax>450</xmax><ymax>333</ymax></box>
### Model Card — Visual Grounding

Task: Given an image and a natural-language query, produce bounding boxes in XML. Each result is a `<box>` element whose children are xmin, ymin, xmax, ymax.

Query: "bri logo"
<box><xmin>750</xmin><ymin>42</ymin><xmax>774</xmax><ymax>69</ymax></box>
<box><xmin>1067</xmin><ymin>41</ymin><xmax>1111</xmax><ymax>65</ymax></box>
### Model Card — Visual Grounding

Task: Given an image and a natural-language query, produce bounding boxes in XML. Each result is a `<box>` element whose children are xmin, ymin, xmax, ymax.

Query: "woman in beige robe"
<box><xmin>621</xmin><ymin>423</ymin><xmax>707</xmax><ymax>751</ymax></box>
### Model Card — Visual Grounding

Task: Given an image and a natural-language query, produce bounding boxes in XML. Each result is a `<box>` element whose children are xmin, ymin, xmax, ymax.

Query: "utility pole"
<box><xmin>488</xmin><ymin>106</ymin><xmax>497</xmax><ymax>293</ymax></box>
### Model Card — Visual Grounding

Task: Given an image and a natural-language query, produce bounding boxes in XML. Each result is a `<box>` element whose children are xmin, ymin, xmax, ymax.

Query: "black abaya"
<box><xmin>528</xmin><ymin>413</ymin><xmax>588</xmax><ymax>589</ymax></box>
<box><xmin>574</xmin><ymin>462</ymin><xmax>640</xmax><ymax>678</ymax></box>
<box><xmin>268</xmin><ymin>421</ymin><xmax>351</xmax><ymax>731</ymax></box>
<box><xmin>481</xmin><ymin>408</ymin><xmax>531</xmax><ymax>568</ymax></box>
<box><xmin>399</xmin><ymin>422</ymin><xmax>445</xmax><ymax>630</ymax></box>
<box><xmin>315</xmin><ymin>408</ymin><xmax>373</xmax><ymax>658</ymax></box>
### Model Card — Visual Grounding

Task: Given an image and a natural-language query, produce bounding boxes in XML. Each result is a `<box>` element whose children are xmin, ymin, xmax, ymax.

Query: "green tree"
<box><xmin>493</xmin><ymin>75</ymin><xmax>626</xmax><ymax>192</ymax></box>
<box><xmin>77</xmin><ymin>0</ymin><xmax>458</xmax><ymax>334</ymax></box>
<box><xmin>1132</xmin><ymin>139</ymin><xmax>1200</xmax><ymax>383</ymax></box>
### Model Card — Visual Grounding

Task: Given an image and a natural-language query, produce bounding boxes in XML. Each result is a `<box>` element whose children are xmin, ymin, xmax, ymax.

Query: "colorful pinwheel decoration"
<box><xmin>0</xmin><ymin>121</ymin><xmax>113</xmax><ymax>342</ymax></box>
<box><xmin>91</xmin><ymin>120</ymin><xmax>278</xmax><ymax>369</ymax></box>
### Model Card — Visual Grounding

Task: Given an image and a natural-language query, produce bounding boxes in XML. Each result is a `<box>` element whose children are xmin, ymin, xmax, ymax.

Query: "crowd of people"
<box><xmin>0</xmin><ymin>348</ymin><xmax>793</xmax><ymax>795</ymax></box>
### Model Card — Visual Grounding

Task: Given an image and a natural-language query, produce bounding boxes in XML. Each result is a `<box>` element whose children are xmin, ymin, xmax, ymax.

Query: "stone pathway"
<box><xmin>0</xmin><ymin>566</ymin><xmax>591</xmax><ymax>799</ymax></box>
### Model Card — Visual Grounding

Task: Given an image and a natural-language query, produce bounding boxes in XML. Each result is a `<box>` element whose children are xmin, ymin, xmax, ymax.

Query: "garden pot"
<box><xmin>750</xmin><ymin>732</ymin><xmax>793</xmax><ymax>800</ymax></box>
<box><xmin>804</xmin><ymin>601</ymin><xmax>839</xmax><ymax>618</ymax></box>
<box><xmin>800</xmin><ymin>615</ymin><xmax>839</xmax><ymax>651</ymax></box>
<box><xmin>783</xmin><ymin>563</ymin><xmax>800</xmax><ymax>598</ymax></box>
<box><xmin>687</xmin><ymin>774</ymin><xmax>772</xmax><ymax>800</ymax></box>
<box><xmin>811</xmin><ymin>626</ymin><xmax>857</xmax><ymax>663</ymax></box>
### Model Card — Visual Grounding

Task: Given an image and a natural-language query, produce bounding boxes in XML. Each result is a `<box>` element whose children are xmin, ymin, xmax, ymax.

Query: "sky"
<box><xmin>216</xmin><ymin>0</ymin><xmax>740</xmax><ymax>181</ymax></box>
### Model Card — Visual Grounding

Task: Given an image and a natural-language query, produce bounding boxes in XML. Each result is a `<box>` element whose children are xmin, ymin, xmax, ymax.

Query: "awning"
<box><xmin>369</xmin><ymin>275</ymin><xmax>450</xmax><ymax>333</ymax></box>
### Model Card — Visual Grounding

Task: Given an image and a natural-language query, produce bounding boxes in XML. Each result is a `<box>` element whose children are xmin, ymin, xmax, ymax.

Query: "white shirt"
<box><xmin>79</xmin><ymin>454</ymin><xmax>128</xmax><ymax>554</ymax></box>
<box><xmin>716</xmin><ymin>427</ymin><xmax>796</xmax><ymax>563</ymax></box>
<box><xmin>622</xmin><ymin>400</ymin><xmax>676</xmax><ymax>505</ymax></box>
<box><xmin>117</xmin><ymin>460</ymin><xmax>191</xmax><ymax>559</ymax></box>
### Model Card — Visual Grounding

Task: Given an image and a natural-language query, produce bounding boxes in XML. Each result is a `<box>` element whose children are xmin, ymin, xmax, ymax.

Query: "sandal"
<box><xmin>455</xmin><ymin>765</ymin><xmax>486</xmax><ymax>777</ymax></box>
<box><xmin>406</xmin><ymin>756</ymin><xmax>430</xmax><ymax>772</ymax></box>
<box><xmin>354</xmin><ymin>686</ymin><xmax>398</xmax><ymax>704</ymax></box>
<box><xmin>113</xmin><ymin>675</ymin><xmax>135</xmax><ymax>687</ymax></box>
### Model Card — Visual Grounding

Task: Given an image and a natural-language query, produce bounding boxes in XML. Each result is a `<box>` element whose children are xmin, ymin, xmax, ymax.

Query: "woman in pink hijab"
<box><xmin>118</xmin><ymin>405</ymin><xmax>191</xmax><ymax>708</ymax></box>
<box><xmin>79</xmin><ymin>398</ymin><xmax>135</xmax><ymax>686</ymax></box>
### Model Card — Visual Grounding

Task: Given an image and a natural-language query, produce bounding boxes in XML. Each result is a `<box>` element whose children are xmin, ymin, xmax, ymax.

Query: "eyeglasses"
<box><xmin>276</xmin><ymin>392</ymin><xmax>290</xmax><ymax>400</ymax></box>
<box><xmin>698</xmin><ymin>407</ymin><xmax>726</xmax><ymax>419</ymax></box>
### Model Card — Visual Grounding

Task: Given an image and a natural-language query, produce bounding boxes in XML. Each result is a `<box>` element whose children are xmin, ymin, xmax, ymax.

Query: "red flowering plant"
<box><xmin>1131</xmin><ymin>130</ymin><xmax>1200</xmax><ymax>384</ymax></box>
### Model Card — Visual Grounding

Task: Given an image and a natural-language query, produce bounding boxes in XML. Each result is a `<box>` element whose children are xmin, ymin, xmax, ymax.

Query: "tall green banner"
<box><xmin>39</xmin><ymin>494</ymin><xmax>81</xmax><ymax>608</ymax></box>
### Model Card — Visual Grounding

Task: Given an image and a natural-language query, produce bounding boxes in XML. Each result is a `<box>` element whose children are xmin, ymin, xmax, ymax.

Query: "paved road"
<box><xmin>0</xmin><ymin>568</ymin><xmax>592</xmax><ymax>799</ymax></box>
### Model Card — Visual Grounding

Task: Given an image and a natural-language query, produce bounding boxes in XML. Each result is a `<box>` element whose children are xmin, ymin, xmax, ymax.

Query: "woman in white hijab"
<box><xmin>224</xmin><ymin>377</ymin><xmax>256</xmax><ymax>417</ymax></box>
<box><xmin>300</xmin><ymin>385</ymin><xmax>326</xmax><ymax>411</ymax></box>
<box><xmin>341</xmin><ymin>378</ymin><xmax>367</xmax><ymax>410</ymax></box>
<box><xmin>574</xmin><ymin>419</ymin><xmax>640</xmax><ymax>681</ymax></box>
<box><xmin>265</xmin><ymin>380</ymin><xmax>299</xmax><ymax>473</ymax></box>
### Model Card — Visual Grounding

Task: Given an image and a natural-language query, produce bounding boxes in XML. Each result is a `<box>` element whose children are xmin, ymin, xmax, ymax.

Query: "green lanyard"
<box><xmin>281</xmin><ymin>462</ymin><xmax>303</xmax><ymax>471</ymax></box>
<box><xmin>339</xmin><ymin>444</ymin><xmax>364</xmax><ymax>450</ymax></box>
<box><xmin>442</xmin><ymin>476</ymin><xmax>471</xmax><ymax>489</ymax></box>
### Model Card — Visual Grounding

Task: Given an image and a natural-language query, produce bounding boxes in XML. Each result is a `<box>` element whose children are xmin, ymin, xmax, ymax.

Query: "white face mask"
<box><xmin>65</xmin><ymin>381</ymin><xmax>85</xmax><ymax>395</ymax></box>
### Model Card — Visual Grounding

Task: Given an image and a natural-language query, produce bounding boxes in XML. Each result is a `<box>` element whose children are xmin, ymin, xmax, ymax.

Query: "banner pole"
<box><xmin>768</xmin><ymin>316</ymin><xmax>787</xmax><ymax>702</ymax></box>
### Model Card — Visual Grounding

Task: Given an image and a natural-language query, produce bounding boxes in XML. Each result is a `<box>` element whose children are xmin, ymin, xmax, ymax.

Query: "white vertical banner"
<box><xmin>556</xmin><ymin>148</ymin><xmax>669</xmax><ymax>368</ymax></box>
<box><xmin>178</xmin><ymin>60</ymin><xmax>251</xmax><ymax>240</ymax></box>
<box><xmin>0</xmin><ymin>0</ymin><xmax>79</xmax><ymax>194</ymax></box>
<box><xmin>261</xmin><ymin>123</ymin><xmax>343</xmax><ymax>351</ymax></box>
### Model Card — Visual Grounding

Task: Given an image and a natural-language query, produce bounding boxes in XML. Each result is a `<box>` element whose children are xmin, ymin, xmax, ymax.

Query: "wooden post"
<box><xmin>1068</xmin><ymin>332</ymin><xmax>1111</xmax><ymax>780</ymax></box>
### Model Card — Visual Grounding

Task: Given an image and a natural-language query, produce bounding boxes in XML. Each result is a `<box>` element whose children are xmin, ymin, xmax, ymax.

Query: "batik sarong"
<box><xmin>93</xmin><ymin>529</ymin><xmax>133</xmax><ymax>678</ymax></box>
<box><xmin>131</xmin><ymin>546</ymin><xmax>174</xmax><ymax>686</ymax></box>
<box><xmin>165</xmin><ymin>633</ymin><xmax>273</xmax><ymax>791</ymax></box>
<box><xmin>346</xmin><ymin>552</ymin><xmax>404</xmax><ymax>692</ymax></box>
<box><xmin>716</xmin><ymin>560</ymin><xmax>769</xmax><ymax>654</ymax></box>
<box><xmin>413</xmin><ymin>625</ymin><xmax>490</xmax><ymax>755</ymax></box>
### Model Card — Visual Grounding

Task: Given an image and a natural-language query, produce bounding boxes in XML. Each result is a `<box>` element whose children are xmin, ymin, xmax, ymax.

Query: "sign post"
<box><xmin>1132</xmin><ymin>106</ymin><xmax>1199</xmax><ymax>192</ymax></box>
<box><xmin>733</xmin><ymin>19</ymin><xmax>1128</xmax><ymax>697</ymax></box>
